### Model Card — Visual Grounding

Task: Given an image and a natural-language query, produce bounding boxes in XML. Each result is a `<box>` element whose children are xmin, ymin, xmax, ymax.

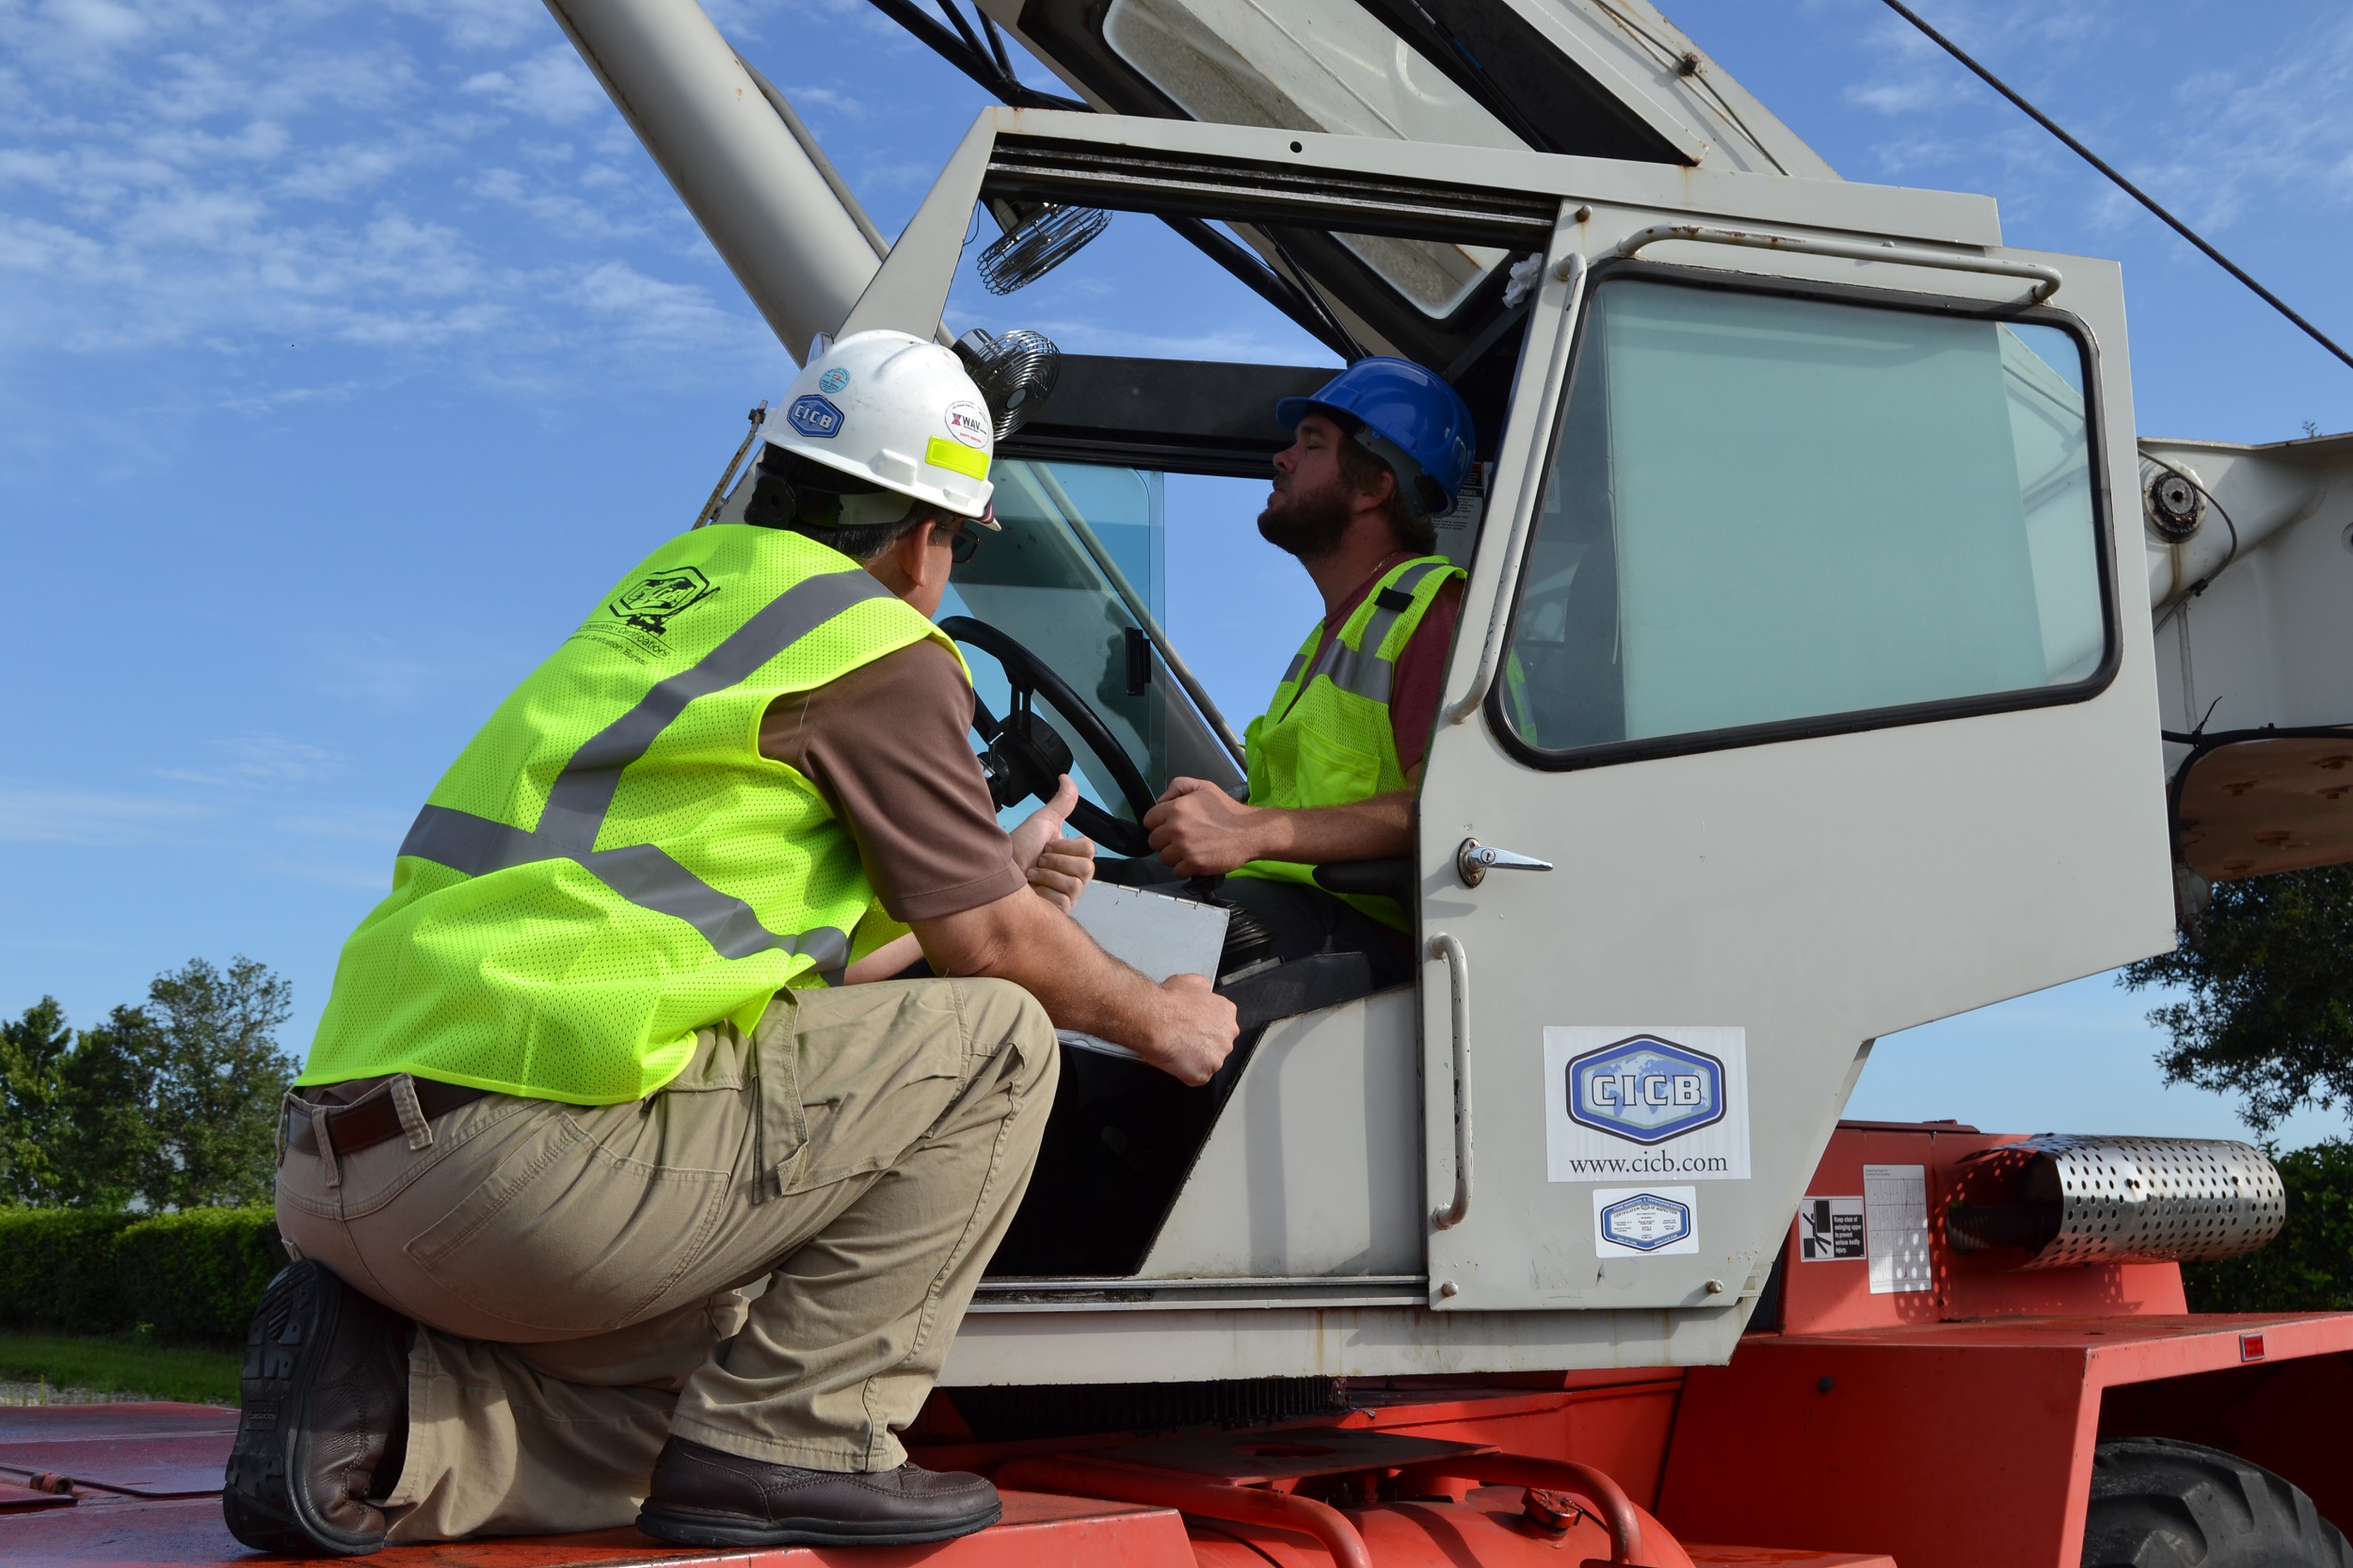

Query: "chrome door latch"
<box><xmin>1455</xmin><ymin>838</ymin><xmax>1555</xmax><ymax>888</ymax></box>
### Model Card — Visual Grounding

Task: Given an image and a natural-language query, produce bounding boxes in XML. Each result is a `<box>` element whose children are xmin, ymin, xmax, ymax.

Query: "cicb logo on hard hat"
<box><xmin>786</xmin><ymin>395</ymin><xmax>844</xmax><ymax>440</ymax></box>
<box><xmin>764</xmin><ymin>329</ymin><xmax>998</xmax><ymax>519</ymax></box>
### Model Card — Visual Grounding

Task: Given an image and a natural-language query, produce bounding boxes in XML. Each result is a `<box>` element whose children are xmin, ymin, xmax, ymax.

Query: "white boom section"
<box><xmin>2140</xmin><ymin>432</ymin><xmax>2353</xmax><ymax>736</ymax></box>
<box><xmin>542</xmin><ymin>0</ymin><xmax>882</xmax><ymax>363</ymax></box>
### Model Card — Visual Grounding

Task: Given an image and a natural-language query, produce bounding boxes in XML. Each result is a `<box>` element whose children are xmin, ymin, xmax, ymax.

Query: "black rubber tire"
<box><xmin>2083</xmin><ymin>1437</ymin><xmax>2353</xmax><ymax>1567</ymax></box>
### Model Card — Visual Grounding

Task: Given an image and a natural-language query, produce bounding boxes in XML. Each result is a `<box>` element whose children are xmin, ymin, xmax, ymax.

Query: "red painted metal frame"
<box><xmin>1657</xmin><ymin>1122</ymin><xmax>2353</xmax><ymax>1568</ymax></box>
<box><xmin>1661</xmin><ymin>1312</ymin><xmax>2353</xmax><ymax>1568</ymax></box>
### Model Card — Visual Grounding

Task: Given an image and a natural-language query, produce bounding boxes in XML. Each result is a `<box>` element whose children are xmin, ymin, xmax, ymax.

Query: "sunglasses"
<box><xmin>938</xmin><ymin>506</ymin><xmax>992</xmax><ymax>565</ymax></box>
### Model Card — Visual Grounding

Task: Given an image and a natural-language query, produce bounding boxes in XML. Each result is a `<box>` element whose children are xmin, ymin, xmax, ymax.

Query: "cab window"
<box><xmin>1496</xmin><ymin>275</ymin><xmax>2109</xmax><ymax>760</ymax></box>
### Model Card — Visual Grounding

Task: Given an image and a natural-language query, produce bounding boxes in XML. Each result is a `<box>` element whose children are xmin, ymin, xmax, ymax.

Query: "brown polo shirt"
<box><xmin>760</xmin><ymin>639</ymin><xmax>1024</xmax><ymax>923</ymax></box>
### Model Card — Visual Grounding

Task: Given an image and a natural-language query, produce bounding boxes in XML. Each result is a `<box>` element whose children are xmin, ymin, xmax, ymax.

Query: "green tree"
<box><xmin>2</xmin><ymin>957</ymin><xmax>297</xmax><ymax>1210</ymax></box>
<box><xmin>0</xmin><ymin>998</ymin><xmax>73</xmax><ymax>1204</ymax></box>
<box><xmin>141</xmin><ymin>957</ymin><xmax>297</xmax><ymax>1210</ymax></box>
<box><xmin>49</xmin><ymin>1004</ymin><xmax>170</xmax><ymax>1208</ymax></box>
<box><xmin>2121</xmin><ymin>866</ymin><xmax>2353</xmax><ymax>1134</ymax></box>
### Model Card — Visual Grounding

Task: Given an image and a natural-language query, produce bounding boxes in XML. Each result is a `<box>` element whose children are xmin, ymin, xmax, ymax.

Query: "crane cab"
<box><xmin>738</xmin><ymin>103</ymin><xmax>2175</xmax><ymax>1390</ymax></box>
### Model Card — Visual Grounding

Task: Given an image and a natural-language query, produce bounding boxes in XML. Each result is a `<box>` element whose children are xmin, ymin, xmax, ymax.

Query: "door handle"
<box><xmin>1456</xmin><ymin>838</ymin><xmax>1555</xmax><ymax>888</ymax></box>
<box><xmin>1430</xmin><ymin>933</ymin><xmax>1472</xmax><ymax>1232</ymax></box>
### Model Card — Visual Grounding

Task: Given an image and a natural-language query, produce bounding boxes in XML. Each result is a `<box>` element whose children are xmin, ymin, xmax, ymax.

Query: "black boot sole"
<box><xmin>222</xmin><ymin>1259</ymin><xmax>389</xmax><ymax>1558</ymax></box>
<box><xmin>635</xmin><ymin>1498</ymin><xmax>1002</xmax><ymax>1547</ymax></box>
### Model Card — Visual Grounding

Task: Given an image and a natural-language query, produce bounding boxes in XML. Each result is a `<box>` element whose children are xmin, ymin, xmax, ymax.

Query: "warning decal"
<box><xmin>1799</xmin><ymin>1195</ymin><xmax>1865</xmax><ymax>1261</ymax></box>
<box><xmin>1865</xmin><ymin>1163</ymin><xmax>1932</xmax><ymax>1295</ymax></box>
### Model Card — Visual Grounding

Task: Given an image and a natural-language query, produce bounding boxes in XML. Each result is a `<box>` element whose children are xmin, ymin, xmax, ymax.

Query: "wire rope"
<box><xmin>1880</xmin><ymin>0</ymin><xmax>2353</xmax><ymax>376</ymax></box>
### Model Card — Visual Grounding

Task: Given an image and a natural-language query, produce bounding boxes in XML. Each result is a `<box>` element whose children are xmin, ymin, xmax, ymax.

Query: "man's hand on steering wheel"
<box><xmin>1010</xmin><ymin>775</ymin><xmax>1096</xmax><ymax>911</ymax></box>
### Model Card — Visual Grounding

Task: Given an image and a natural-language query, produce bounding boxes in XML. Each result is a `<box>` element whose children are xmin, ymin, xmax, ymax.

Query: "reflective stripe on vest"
<box><xmin>1231</xmin><ymin>554</ymin><xmax>1464</xmax><ymax>929</ymax></box>
<box><xmin>393</xmin><ymin>566</ymin><xmax>887</xmax><ymax>966</ymax></box>
<box><xmin>299</xmin><ymin>526</ymin><xmax>957</xmax><ymax>1105</ymax></box>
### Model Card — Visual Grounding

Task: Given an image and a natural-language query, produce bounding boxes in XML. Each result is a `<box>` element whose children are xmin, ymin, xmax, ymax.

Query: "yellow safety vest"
<box><xmin>299</xmin><ymin>525</ymin><xmax>961</xmax><ymax>1105</ymax></box>
<box><xmin>1232</xmin><ymin>555</ymin><xmax>1464</xmax><ymax>929</ymax></box>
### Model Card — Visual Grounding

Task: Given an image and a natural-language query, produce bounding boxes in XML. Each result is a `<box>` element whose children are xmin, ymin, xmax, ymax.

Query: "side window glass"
<box><xmin>936</xmin><ymin>459</ymin><xmax>1168</xmax><ymax>820</ymax></box>
<box><xmin>1497</xmin><ymin>278</ymin><xmax>2107</xmax><ymax>759</ymax></box>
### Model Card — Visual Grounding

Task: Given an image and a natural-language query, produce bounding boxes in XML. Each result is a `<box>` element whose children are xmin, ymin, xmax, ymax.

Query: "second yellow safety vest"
<box><xmin>1232</xmin><ymin>555</ymin><xmax>1463</xmax><ymax>929</ymax></box>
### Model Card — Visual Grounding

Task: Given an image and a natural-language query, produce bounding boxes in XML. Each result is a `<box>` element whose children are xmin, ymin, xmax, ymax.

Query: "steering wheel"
<box><xmin>939</xmin><ymin>616</ymin><xmax>1159</xmax><ymax>859</ymax></box>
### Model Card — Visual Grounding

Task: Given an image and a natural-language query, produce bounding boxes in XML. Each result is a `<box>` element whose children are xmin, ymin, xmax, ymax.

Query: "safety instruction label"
<box><xmin>1544</xmin><ymin>1027</ymin><xmax>1750</xmax><ymax>1182</ymax></box>
<box><xmin>1799</xmin><ymin>1195</ymin><xmax>1865</xmax><ymax>1261</ymax></box>
<box><xmin>1593</xmin><ymin>1186</ymin><xmax>1698</xmax><ymax>1256</ymax></box>
<box><xmin>1864</xmin><ymin>1163</ymin><xmax>1932</xmax><ymax>1294</ymax></box>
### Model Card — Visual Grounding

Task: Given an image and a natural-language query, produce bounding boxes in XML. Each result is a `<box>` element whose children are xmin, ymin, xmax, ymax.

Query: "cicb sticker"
<box><xmin>944</xmin><ymin>400</ymin><xmax>990</xmax><ymax>447</ymax></box>
<box><xmin>1799</xmin><ymin>1195</ymin><xmax>1865</xmax><ymax>1261</ymax></box>
<box><xmin>1593</xmin><ymin>1187</ymin><xmax>1698</xmax><ymax>1256</ymax></box>
<box><xmin>1545</xmin><ymin>1028</ymin><xmax>1750</xmax><ymax>1182</ymax></box>
<box><xmin>787</xmin><ymin>394</ymin><xmax>844</xmax><ymax>439</ymax></box>
<box><xmin>817</xmin><ymin>366</ymin><xmax>851</xmax><ymax>394</ymax></box>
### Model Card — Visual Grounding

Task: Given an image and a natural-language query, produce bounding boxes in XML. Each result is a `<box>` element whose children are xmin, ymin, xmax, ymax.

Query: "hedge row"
<box><xmin>0</xmin><ymin>1206</ymin><xmax>287</xmax><ymax>1345</ymax></box>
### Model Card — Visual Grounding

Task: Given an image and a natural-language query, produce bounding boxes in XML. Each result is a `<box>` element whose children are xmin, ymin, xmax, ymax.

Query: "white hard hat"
<box><xmin>764</xmin><ymin>329</ymin><xmax>997</xmax><ymax>520</ymax></box>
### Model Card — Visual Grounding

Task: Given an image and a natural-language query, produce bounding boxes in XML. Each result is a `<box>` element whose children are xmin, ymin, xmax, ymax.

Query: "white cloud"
<box><xmin>0</xmin><ymin>788</ymin><xmax>213</xmax><ymax>846</ymax></box>
<box><xmin>153</xmin><ymin>734</ymin><xmax>349</xmax><ymax>790</ymax></box>
<box><xmin>0</xmin><ymin>0</ymin><xmax>931</xmax><ymax>406</ymax></box>
<box><xmin>462</xmin><ymin>45</ymin><xmax>606</xmax><ymax>125</ymax></box>
<box><xmin>572</xmin><ymin>260</ymin><xmax>739</xmax><ymax>347</ymax></box>
<box><xmin>387</xmin><ymin>0</ymin><xmax>546</xmax><ymax>53</ymax></box>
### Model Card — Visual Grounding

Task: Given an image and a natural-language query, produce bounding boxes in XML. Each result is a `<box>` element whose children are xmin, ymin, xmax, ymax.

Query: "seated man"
<box><xmin>228</xmin><ymin>329</ymin><xmax>1236</xmax><ymax>1558</ymax></box>
<box><xmin>1144</xmin><ymin>358</ymin><xmax>1476</xmax><ymax>989</ymax></box>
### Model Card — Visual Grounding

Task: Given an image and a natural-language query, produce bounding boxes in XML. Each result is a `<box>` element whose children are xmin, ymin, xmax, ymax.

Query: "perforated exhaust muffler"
<box><xmin>1944</xmin><ymin>1135</ymin><xmax>2284</xmax><ymax>1269</ymax></box>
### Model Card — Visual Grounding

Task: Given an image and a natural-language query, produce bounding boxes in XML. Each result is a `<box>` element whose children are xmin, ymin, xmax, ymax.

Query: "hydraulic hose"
<box><xmin>1395</xmin><ymin>1454</ymin><xmax>1643</xmax><ymax>1564</ymax></box>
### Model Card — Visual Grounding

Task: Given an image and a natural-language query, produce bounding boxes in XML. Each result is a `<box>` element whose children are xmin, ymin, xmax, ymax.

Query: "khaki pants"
<box><xmin>275</xmin><ymin>977</ymin><xmax>1056</xmax><ymax>1542</ymax></box>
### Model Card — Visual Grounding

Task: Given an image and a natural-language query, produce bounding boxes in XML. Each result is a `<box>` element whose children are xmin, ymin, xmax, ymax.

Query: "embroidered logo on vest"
<box><xmin>609</xmin><ymin>566</ymin><xmax>718</xmax><ymax>635</ymax></box>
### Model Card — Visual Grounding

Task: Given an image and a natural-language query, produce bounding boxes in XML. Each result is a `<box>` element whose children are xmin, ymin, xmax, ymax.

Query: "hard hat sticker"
<box><xmin>1593</xmin><ymin>1187</ymin><xmax>1698</xmax><ymax>1256</ymax></box>
<box><xmin>924</xmin><ymin>436</ymin><xmax>989</xmax><ymax>481</ymax></box>
<box><xmin>817</xmin><ymin>366</ymin><xmax>851</xmax><ymax>394</ymax></box>
<box><xmin>944</xmin><ymin>400</ymin><xmax>990</xmax><ymax>447</ymax></box>
<box><xmin>787</xmin><ymin>394</ymin><xmax>845</xmax><ymax>439</ymax></box>
<box><xmin>1543</xmin><ymin>1027</ymin><xmax>1750</xmax><ymax>1181</ymax></box>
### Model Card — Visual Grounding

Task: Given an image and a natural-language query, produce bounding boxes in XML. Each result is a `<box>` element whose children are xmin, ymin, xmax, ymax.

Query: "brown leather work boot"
<box><xmin>636</xmin><ymin>1436</ymin><xmax>1003</xmax><ymax>1547</ymax></box>
<box><xmin>223</xmin><ymin>1259</ymin><xmax>412</xmax><ymax>1557</ymax></box>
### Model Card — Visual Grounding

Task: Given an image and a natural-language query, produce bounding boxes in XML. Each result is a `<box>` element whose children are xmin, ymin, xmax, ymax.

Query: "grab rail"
<box><xmin>1615</xmin><ymin>222</ymin><xmax>2063</xmax><ymax>302</ymax></box>
<box><xmin>1430</xmin><ymin>933</ymin><xmax>1473</xmax><ymax>1232</ymax></box>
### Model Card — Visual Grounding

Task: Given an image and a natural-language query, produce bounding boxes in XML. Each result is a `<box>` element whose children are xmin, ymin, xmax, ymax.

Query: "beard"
<box><xmin>1257</xmin><ymin>476</ymin><xmax>1354</xmax><ymax>561</ymax></box>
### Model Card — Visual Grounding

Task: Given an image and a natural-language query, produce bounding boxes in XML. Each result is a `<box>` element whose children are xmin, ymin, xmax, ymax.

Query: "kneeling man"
<box><xmin>229</xmin><ymin>330</ymin><xmax>1235</xmax><ymax>1556</ymax></box>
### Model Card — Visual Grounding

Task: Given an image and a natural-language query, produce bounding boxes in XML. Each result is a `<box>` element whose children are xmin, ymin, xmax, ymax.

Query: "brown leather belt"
<box><xmin>289</xmin><ymin>1078</ymin><xmax>489</xmax><ymax>1159</ymax></box>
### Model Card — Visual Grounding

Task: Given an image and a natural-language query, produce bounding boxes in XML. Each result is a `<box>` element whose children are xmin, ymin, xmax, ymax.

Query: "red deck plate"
<box><xmin>0</xmin><ymin>1488</ymin><xmax>1193</xmax><ymax>1567</ymax></box>
<box><xmin>0</xmin><ymin>1432</ymin><xmax>234</xmax><ymax>1498</ymax></box>
<box><xmin>0</xmin><ymin>1479</ymin><xmax>75</xmax><ymax>1512</ymax></box>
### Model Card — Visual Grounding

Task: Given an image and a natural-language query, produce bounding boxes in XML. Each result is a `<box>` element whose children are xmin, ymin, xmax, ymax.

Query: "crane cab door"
<box><xmin>1416</xmin><ymin>221</ymin><xmax>2174</xmax><ymax>1315</ymax></box>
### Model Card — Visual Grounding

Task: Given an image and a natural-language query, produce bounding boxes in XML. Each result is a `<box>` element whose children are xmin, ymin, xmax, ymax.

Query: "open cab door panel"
<box><xmin>1418</xmin><ymin>200</ymin><xmax>2176</xmax><ymax>1323</ymax></box>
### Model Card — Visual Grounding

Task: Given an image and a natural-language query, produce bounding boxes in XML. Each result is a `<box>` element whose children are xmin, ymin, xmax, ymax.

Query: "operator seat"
<box><xmin>984</xmin><ymin>858</ymin><xmax>1401</xmax><ymax>1277</ymax></box>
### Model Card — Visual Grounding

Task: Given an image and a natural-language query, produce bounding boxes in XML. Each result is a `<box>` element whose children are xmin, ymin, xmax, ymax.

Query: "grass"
<box><xmin>0</xmin><ymin>1331</ymin><xmax>241</xmax><ymax>1406</ymax></box>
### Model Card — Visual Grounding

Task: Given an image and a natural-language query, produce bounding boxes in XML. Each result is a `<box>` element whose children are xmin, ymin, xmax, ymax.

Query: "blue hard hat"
<box><xmin>1276</xmin><ymin>357</ymin><xmax>1477</xmax><ymax>514</ymax></box>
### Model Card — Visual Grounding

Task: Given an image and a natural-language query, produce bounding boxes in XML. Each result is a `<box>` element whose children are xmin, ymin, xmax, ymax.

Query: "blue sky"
<box><xmin>2</xmin><ymin>0</ymin><xmax>2348</xmax><ymax>1145</ymax></box>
